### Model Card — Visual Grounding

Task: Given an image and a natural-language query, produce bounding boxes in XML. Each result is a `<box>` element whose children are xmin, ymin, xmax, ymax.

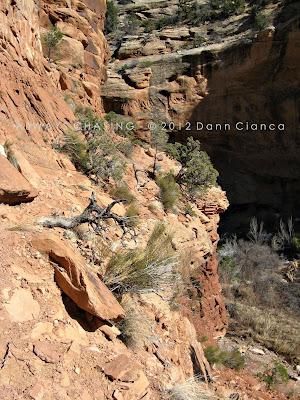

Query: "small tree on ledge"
<box><xmin>42</xmin><ymin>26</ymin><xmax>64</xmax><ymax>60</ymax></box>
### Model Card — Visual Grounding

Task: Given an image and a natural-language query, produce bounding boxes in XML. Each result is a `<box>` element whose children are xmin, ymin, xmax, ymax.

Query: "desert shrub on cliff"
<box><xmin>253</xmin><ymin>11</ymin><xmax>270</xmax><ymax>30</ymax></box>
<box><xmin>105</xmin><ymin>0</ymin><xmax>119</xmax><ymax>33</ymax></box>
<box><xmin>59</xmin><ymin>110</ymin><xmax>126</xmax><ymax>183</ymax></box>
<box><xmin>184</xmin><ymin>204</ymin><xmax>197</xmax><ymax>217</ymax></box>
<box><xmin>61</xmin><ymin>130</ymin><xmax>89</xmax><ymax>172</ymax></box>
<box><xmin>110</xmin><ymin>184</ymin><xmax>140</xmax><ymax>226</ymax></box>
<box><xmin>42</xmin><ymin>26</ymin><xmax>63</xmax><ymax>59</ymax></box>
<box><xmin>110</xmin><ymin>184</ymin><xmax>135</xmax><ymax>204</ymax></box>
<box><xmin>104</xmin><ymin>223</ymin><xmax>181</xmax><ymax>297</ymax></box>
<box><xmin>150</xmin><ymin>122</ymin><xmax>169</xmax><ymax>176</ymax></box>
<box><xmin>170</xmin><ymin>138</ymin><xmax>218</xmax><ymax>195</ymax></box>
<box><xmin>76</xmin><ymin>106</ymin><xmax>105</xmax><ymax>133</ymax></box>
<box><xmin>123</xmin><ymin>14</ymin><xmax>140</xmax><ymax>35</ymax></box>
<box><xmin>87</xmin><ymin>133</ymin><xmax>125</xmax><ymax>182</ymax></box>
<box><xmin>125</xmin><ymin>203</ymin><xmax>140</xmax><ymax>228</ymax></box>
<box><xmin>257</xmin><ymin>362</ymin><xmax>289</xmax><ymax>389</ymax></box>
<box><xmin>105</xmin><ymin>112</ymin><xmax>136</xmax><ymax>140</ymax></box>
<box><xmin>157</xmin><ymin>173</ymin><xmax>181</xmax><ymax>211</ymax></box>
<box><xmin>210</xmin><ymin>0</ymin><xmax>245</xmax><ymax>17</ymax></box>
<box><xmin>141</xmin><ymin>19</ymin><xmax>157</xmax><ymax>33</ymax></box>
<box><xmin>204</xmin><ymin>346</ymin><xmax>245</xmax><ymax>371</ymax></box>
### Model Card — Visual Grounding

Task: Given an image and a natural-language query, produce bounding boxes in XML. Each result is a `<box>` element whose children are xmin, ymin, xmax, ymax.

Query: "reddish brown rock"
<box><xmin>32</xmin><ymin>233</ymin><xmax>125</xmax><ymax>322</ymax></box>
<box><xmin>103</xmin><ymin>354</ymin><xmax>149</xmax><ymax>400</ymax></box>
<box><xmin>0</xmin><ymin>155</ymin><xmax>38</xmax><ymax>205</ymax></box>
<box><xmin>33</xmin><ymin>341</ymin><xmax>65</xmax><ymax>364</ymax></box>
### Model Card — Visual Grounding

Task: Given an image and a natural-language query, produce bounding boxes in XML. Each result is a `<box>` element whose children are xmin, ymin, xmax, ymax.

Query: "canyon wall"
<box><xmin>103</xmin><ymin>0</ymin><xmax>300</xmax><ymax>233</ymax></box>
<box><xmin>188</xmin><ymin>0</ymin><xmax>300</xmax><ymax>233</ymax></box>
<box><xmin>0</xmin><ymin>1</ymin><xmax>233</xmax><ymax>399</ymax></box>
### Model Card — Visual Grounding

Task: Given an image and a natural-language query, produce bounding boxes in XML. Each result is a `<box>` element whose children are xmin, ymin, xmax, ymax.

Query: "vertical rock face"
<box><xmin>103</xmin><ymin>0</ymin><xmax>300</xmax><ymax>232</ymax></box>
<box><xmin>0</xmin><ymin>0</ymin><xmax>74</xmax><ymax>145</ymax></box>
<box><xmin>188</xmin><ymin>1</ymin><xmax>300</xmax><ymax>233</ymax></box>
<box><xmin>0</xmin><ymin>0</ymin><xmax>110</xmax><ymax>150</ymax></box>
<box><xmin>39</xmin><ymin>0</ymin><xmax>110</xmax><ymax>113</ymax></box>
<box><xmin>179</xmin><ymin>188</ymin><xmax>229</xmax><ymax>340</ymax></box>
<box><xmin>0</xmin><ymin>1</ymin><xmax>234</xmax><ymax>398</ymax></box>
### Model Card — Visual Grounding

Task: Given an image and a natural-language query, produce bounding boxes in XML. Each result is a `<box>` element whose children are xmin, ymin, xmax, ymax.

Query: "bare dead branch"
<box><xmin>38</xmin><ymin>192</ymin><xmax>136</xmax><ymax>239</ymax></box>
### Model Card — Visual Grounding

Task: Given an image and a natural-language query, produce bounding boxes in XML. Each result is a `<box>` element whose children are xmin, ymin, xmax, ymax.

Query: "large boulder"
<box><xmin>0</xmin><ymin>155</ymin><xmax>38</xmax><ymax>205</ymax></box>
<box><xmin>32</xmin><ymin>233</ymin><xmax>125</xmax><ymax>322</ymax></box>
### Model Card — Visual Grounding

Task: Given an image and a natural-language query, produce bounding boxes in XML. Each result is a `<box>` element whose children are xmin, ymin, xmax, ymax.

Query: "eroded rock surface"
<box><xmin>103</xmin><ymin>0</ymin><xmax>300</xmax><ymax>232</ymax></box>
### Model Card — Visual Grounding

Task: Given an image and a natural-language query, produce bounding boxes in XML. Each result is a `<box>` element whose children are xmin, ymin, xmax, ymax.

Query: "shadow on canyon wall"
<box><xmin>180</xmin><ymin>0</ymin><xmax>300</xmax><ymax>235</ymax></box>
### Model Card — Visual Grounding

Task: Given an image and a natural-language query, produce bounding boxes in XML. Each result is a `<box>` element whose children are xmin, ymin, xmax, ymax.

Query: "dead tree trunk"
<box><xmin>38</xmin><ymin>193</ymin><xmax>134</xmax><ymax>237</ymax></box>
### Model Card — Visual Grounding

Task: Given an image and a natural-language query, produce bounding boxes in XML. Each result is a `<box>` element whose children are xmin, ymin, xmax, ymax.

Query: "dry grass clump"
<box><xmin>118</xmin><ymin>296</ymin><xmax>153</xmax><ymax>348</ymax></box>
<box><xmin>110</xmin><ymin>184</ymin><xmax>136</xmax><ymax>204</ymax></box>
<box><xmin>219</xmin><ymin>217</ymin><xmax>300</xmax><ymax>363</ymax></box>
<box><xmin>125</xmin><ymin>203</ymin><xmax>140</xmax><ymax>228</ymax></box>
<box><xmin>103</xmin><ymin>223</ymin><xmax>182</xmax><ymax>298</ymax></box>
<box><xmin>229</xmin><ymin>302</ymin><xmax>300</xmax><ymax>363</ymax></box>
<box><xmin>6</xmin><ymin>224</ymin><xmax>36</xmax><ymax>232</ymax></box>
<box><xmin>156</xmin><ymin>173</ymin><xmax>181</xmax><ymax>211</ymax></box>
<box><xmin>167</xmin><ymin>377</ymin><xmax>217</xmax><ymax>400</ymax></box>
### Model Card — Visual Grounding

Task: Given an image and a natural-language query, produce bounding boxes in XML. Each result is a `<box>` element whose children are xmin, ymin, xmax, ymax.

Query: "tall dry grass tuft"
<box><xmin>118</xmin><ymin>295</ymin><xmax>153</xmax><ymax>348</ymax></box>
<box><xmin>167</xmin><ymin>376</ymin><xmax>217</xmax><ymax>400</ymax></box>
<box><xmin>104</xmin><ymin>223</ymin><xmax>182</xmax><ymax>299</ymax></box>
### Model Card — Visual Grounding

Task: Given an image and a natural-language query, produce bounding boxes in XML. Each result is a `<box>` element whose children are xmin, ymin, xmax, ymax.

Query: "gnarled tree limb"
<box><xmin>38</xmin><ymin>192</ymin><xmax>135</xmax><ymax>238</ymax></box>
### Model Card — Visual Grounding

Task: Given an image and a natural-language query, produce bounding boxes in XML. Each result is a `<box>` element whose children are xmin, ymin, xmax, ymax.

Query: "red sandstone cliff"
<box><xmin>0</xmin><ymin>1</ymin><xmax>285</xmax><ymax>399</ymax></box>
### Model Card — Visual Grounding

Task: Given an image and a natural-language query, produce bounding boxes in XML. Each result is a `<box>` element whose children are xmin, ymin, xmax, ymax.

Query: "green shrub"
<box><xmin>204</xmin><ymin>346</ymin><xmax>245</xmax><ymax>371</ymax></box>
<box><xmin>105</xmin><ymin>112</ymin><xmax>136</xmax><ymax>139</ymax></box>
<box><xmin>184</xmin><ymin>204</ymin><xmax>197</xmax><ymax>217</ymax></box>
<box><xmin>155</xmin><ymin>15</ymin><xmax>178</xmax><ymax>30</ymax></box>
<box><xmin>210</xmin><ymin>0</ymin><xmax>245</xmax><ymax>17</ymax></box>
<box><xmin>257</xmin><ymin>362</ymin><xmax>289</xmax><ymax>389</ymax></box>
<box><xmin>124</xmin><ymin>14</ymin><xmax>141</xmax><ymax>35</ymax></box>
<box><xmin>223</xmin><ymin>348</ymin><xmax>245</xmax><ymax>371</ymax></box>
<box><xmin>104</xmin><ymin>223</ymin><xmax>180</xmax><ymax>297</ymax></box>
<box><xmin>42</xmin><ymin>26</ymin><xmax>63</xmax><ymax>59</ymax></box>
<box><xmin>172</xmin><ymin>138</ymin><xmax>218</xmax><ymax>195</ymax></box>
<box><xmin>204</xmin><ymin>345</ymin><xmax>227</xmax><ymax>365</ymax></box>
<box><xmin>118</xmin><ymin>64</ymin><xmax>131</xmax><ymax>74</ymax></box>
<box><xmin>61</xmin><ymin>130</ymin><xmax>89</xmax><ymax>172</ymax></box>
<box><xmin>110</xmin><ymin>184</ymin><xmax>135</xmax><ymax>204</ymax></box>
<box><xmin>157</xmin><ymin>173</ymin><xmax>181</xmax><ymax>211</ymax></box>
<box><xmin>219</xmin><ymin>255</ymin><xmax>237</xmax><ymax>282</ymax></box>
<box><xmin>150</xmin><ymin>122</ymin><xmax>169</xmax><ymax>175</ymax></box>
<box><xmin>138</xmin><ymin>60</ymin><xmax>153</xmax><ymax>68</ymax></box>
<box><xmin>141</xmin><ymin>19</ymin><xmax>156</xmax><ymax>33</ymax></box>
<box><xmin>192</xmin><ymin>34</ymin><xmax>206</xmax><ymax>48</ymax></box>
<box><xmin>87</xmin><ymin>133</ymin><xmax>125</xmax><ymax>182</ymax></box>
<box><xmin>291</xmin><ymin>235</ymin><xmax>300</xmax><ymax>252</ymax></box>
<box><xmin>105</xmin><ymin>0</ymin><xmax>119</xmax><ymax>33</ymax></box>
<box><xmin>60</xmin><ymin>108</ymin><xmax>126</xmax><ymax>183</ymax></box>
<box><xmin>254</xmin><ymin>12</ymin><xmax>270</xmax><ymax>30</ymax></box>
<box><xmin>75</xmin><ymin>106</ymin><xmax>105</xmax><ymax>133</ymax></box>
<box><xmin>117</xmin><ymin>140</ymin><xmax>134</xmax><ymax>157</ymax></box>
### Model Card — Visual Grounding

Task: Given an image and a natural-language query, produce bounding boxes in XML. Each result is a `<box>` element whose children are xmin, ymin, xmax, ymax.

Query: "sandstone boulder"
<box><xmin>32</xmin><ymin>233</ymin><xmax>125</xmax><ymax>322</ymax></box>
<box><xmin>124</xmin><ymin>67</ymin><xmax>152</xmax><ymax>89</ymax></box>
<box><xmin>53</xmin><ymin>36</ymin><xmax>84</xmax><ymax>67</ymax></box>
<box><xmin>0</xmin><ymin>155</ymin><xmax>38</xmax><ymax>204</ymax></box>
<box><xmin>103</xmin><ymin>354</ymin><xmax>149</xmax><ymax>400</ymax></box>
